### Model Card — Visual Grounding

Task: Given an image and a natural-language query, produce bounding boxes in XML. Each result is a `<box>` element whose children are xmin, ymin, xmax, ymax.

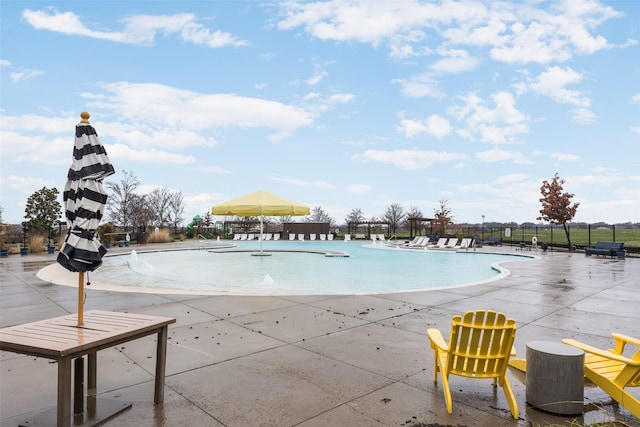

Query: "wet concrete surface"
<box><xmin>1</xmin><ymin>242</ymin><xmax>639</xmax><ymax>426</ymax></box>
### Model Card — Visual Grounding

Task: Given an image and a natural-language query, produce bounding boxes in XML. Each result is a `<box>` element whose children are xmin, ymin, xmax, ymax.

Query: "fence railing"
<box><xmin>455</xmin><ymin>224</ymin><xmax>639</xmax><ymax>253</ymax></box>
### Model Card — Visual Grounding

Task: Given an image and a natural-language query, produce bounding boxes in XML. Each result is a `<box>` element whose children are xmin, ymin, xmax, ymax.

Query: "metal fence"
<box><xmin>455</xmin><ymin>224</ymin><xmax>639</xmax><ymax>254</ymax></box>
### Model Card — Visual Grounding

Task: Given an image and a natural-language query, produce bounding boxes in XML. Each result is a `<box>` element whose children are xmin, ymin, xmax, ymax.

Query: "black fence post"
<box><xmin>613</xmin><ymin>224</ymin><xmax>616</xmax><ymax>242</ymax></box>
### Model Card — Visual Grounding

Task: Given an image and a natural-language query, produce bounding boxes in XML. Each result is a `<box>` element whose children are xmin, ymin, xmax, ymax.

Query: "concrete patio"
<box><xmin>1</xmin><ymin>242</ymin><xmax>639</xmax><ymax>427</ymax></box>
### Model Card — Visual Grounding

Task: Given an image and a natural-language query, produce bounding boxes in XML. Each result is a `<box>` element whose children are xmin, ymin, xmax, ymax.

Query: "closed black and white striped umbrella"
<box><xmin>57</xmin><ymin>112</ymin><xmax>115</xmax><ymax>272</ymax></box>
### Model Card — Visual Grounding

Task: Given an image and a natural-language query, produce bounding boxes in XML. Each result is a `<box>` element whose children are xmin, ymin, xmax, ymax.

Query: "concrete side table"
<box><xmin>526</xmin><ymin>340</ymin><xmax>585</xmax><ymax>415</ymax></box>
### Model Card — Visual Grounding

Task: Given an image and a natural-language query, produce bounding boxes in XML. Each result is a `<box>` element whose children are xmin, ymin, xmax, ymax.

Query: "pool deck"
<box><xmin>1</xmin><ymin>241</ymin><xmax>639</xmax><ymax>427</ymax></box>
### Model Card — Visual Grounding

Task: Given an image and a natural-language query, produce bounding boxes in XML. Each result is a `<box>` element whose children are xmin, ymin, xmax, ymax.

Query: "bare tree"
<box><xmin>169</xmin><ymin>191</ymin><xmax>186</xmax><ymax>233</ymax></box>
<box><xmin>307</xmin><ymin>206</ymin><xmax>335</xmax><ymax>229</ymax></box>
<box><xmin>106</xmin><ymin>170</ymin><xmax>139</xmax><ymax>231</ymax></box>
<box><xmin>433</xmin><ymin>199</ymin><xmax>453</xmax><ymax>235</ymax></box>
<box><xmin>146</xmin><ymin>187</ymin><xmax>173</xmax><ymax>228</ymax></box>
<box><xmin>382</xmin><ymin>203</ymin><xmax>405</xmax><ymax>236</ymax></box>
<box><xmin>343</xmin><ymin>208</ymin><xmax>365</xmax><ymax>234</ymax></box>
<box><xmin>538</xmin><ymin>173</ymin><xmax>580</xmax><ymax>250</ymax></box>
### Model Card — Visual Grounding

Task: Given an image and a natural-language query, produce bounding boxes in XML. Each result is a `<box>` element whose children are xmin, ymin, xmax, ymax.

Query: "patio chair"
<box><xmin>427</xmin><ymin>310</ymin><xmax>518</xmax><ymax>419</ymax></box>
<box><xmin>310</xmin><ymin>234</ymin><xmax>316</xmax><ymax>240</ymax></box>
<box><xmin>563</xmin><ymin>333</ymin><xmax>640</xmax><ymax>419</ymax></box>
<box><xmin>427</xmin><ymin>238</ymin><xmax>448</xmax><ymax>249</ymax></box>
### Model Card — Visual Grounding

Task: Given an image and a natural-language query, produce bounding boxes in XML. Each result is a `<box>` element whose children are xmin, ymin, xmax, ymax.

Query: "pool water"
<box><xmin>91</xmin><ymin>241</ymin><xmax>531</xmax><ymax>295</ymax></box>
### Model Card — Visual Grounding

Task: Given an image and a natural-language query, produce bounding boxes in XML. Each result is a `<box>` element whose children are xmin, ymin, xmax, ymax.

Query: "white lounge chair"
<box><xmin>310</xmin><ymin>234</ymin><xmax>316</xmax><ymax>241</ymax></box>
<box><xmin>427</xmin><ymin>238</ymin><xmax>448</xmax><ymax>249</ymax></box>
<box><xmin>378</xmin><ymin>234</ymin><xmax>385</xmax><ymax>241</ymax></box>
<box><xmin>264</xmin><ymin>233</ymin><xmax>272</xmax><ymax>241</ymax></box>
<box><xmin>408</xmin><ymin>236</ymin><xmax>428</xmax><ymax>248</ymax></box>
<box><xmin>298</xmin><ymin>234</ymin><xmax>305</xmax><ymax>241</ymax></box>
<box><xmin>319</xmin><ymin>234</ymin><xmax>326</xmax><ymax>241</ymax></box>
<box><xmin>454</xmin><ymin>238</ymin><xmax>472</xmax><ymax>250</ymax></box>
<box><xmin>233</xmin><ymin>234</ymin><xmax>241</xmax><ymax>241</ymax></box>
<box><xmin>273</xmin><ymin>233</ymin><xmax>280</xmax><ymax>241</ymax></box>
<box><xmin>240</xmin><ymin>234</ymin><xmax>248</xmax><ymax>241</ymax></box>
<box><xmin>370</xmin><ymin>235</ymin><xmax>377</xmax><ymax>242</ymax></box>
<box><xmin>289</xmin><ymin>233</ymin><xmax>295</xmax><ymax>240</ymax></box>
<box><xmin>247</xmin><ymin>233</ymin><xmax>255</xmax><ymax>241</ymax></box>
<box><xmin>344</xmin><ymin>234</ymin><xmax>351</xmax><ymax>241</ymax></box>
<box><xmin>327</xmin><ymin>234</ymin><xmax>334</xmax><ymax>241</ymax></box>
<box><xmin>444</xmin><ymin>238</ymin><xmax>458</xmax><ymax>248</ymax></box>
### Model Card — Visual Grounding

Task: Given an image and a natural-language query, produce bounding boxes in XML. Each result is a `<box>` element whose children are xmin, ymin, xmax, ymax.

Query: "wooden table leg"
<box><xmin>74</xmin><ymin>357</ymin><xmax>84</xmax><ymax>415</ymax></box>
<box><xmin>88</xmin><ymin>351</ymin><xmax>97</xmax><ymax>396</ymax></box>
<box><xmin>154</xmin><ymin>326</ymin><xmax>169</xmax><ymax>404</ymax></box>
<box><xmin>58</xmin><ymin>356</ymin><xmax>72</xmax><ymax>427</ymax></box>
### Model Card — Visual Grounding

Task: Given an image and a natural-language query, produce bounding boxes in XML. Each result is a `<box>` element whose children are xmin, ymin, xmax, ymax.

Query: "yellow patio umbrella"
<box><xmin>211</xmin><ymin>190</ymin><xmax>310</xmax><ymax>255</ymax></box>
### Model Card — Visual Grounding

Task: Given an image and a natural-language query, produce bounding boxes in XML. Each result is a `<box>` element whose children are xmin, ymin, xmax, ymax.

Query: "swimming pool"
<box><xmin>82</xmin><ymin>241</ymin><xmax>531</xmax><ymax>295</ymax></box>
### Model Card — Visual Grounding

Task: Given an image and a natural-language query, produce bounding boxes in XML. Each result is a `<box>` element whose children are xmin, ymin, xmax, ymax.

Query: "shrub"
<box><xmin>147</xmin><ymin>229</ymin><xmax>172</xmax><ymax>243</ymax></box>
<box><xmin>28</xmin><ymin>234</ymin><xmax>46</xmax><ymax>252</ymax></box>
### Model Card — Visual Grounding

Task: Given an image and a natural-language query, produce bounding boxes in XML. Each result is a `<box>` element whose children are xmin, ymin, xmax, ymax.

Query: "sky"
<box><xmin>1</xmin><ymin>0</ymin><xmax>639</xmax><ymax>227</ymax></box>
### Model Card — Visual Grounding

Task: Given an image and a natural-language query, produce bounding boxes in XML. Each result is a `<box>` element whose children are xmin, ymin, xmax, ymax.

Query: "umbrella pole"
<box><xmin>260</xmin><ymin>215</ymin><xmax>264</xmax><ymax>253</ymax></box>
<box><xmin>78</xmin><ymin>271</ymin><xmax>84</xmax><ymax>326</ymax></box>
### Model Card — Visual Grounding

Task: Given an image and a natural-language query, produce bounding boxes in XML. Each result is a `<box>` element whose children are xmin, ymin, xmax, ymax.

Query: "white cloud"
<box><xmin>430</xmin><ymin>48</ymin><xmax>479</xmax><ymax>74</ymax></box>
<box><xmin>631</xmin><ymin>127</ymin><xmax>640</xmax><ymax>135</ymax></box>
<box><xmin>475</xmin><ymin>147</ymin><xmax>534</xmax><ymax>164</ymax></box>
<box><xmin>22</xmin><ymin>8</ymin><xmax>249</xmax><ymax>47</ymax></box>
<box><xmin>10</xmin><ymin>69</ymin><xmax>44</xmax><ymax>82</ymax></box>
<box><xmin>551</xmin><ymin>152</ymin><xmax>581</xmax><ymax>162</ymax></box>
<box><xmin>396</xmin><ymin>114</ymin><xmax>452</xmax><ymax>138</ymax></box>
<box><xmin>631</xmin><ymin>93</ymin><xmax>640</xmax><ymax>104</ymax></box>
<box><xmin>1</xmin><ymin>59</ymin><xmax>13</xmax><ymax>67</ymax></box>
<box><xmin>529</xmin><ymin>66</ymin><xmax>589</xmax><ymax>106</ymax></box>
<box><xmin>346</xmin><ymin>184</ymin><xmax>372</xmax><ymax>194</ymax></box>
<box><xmin>392</xmin><ymin>75</ymin><xmax>444</xmax><ymax>99</ymax></box>
<box><xmin>571</xmin><ymin>107</ymin><xmax>597</xmax><ymax>124</ymax></box>
<box><xmin>88</xmin><ymin>82</ymin><xmax>314</xmax><ymax>142</ymax></box>
<box><xmin>277</xmin><ymin>1</ymin><xmax>622</xmax><ymax>63</ymax></box>
<box><xmin>353</xmin><ymin>149</ymin><xmax>467</xmax><ymax>170</ymax></box>
<box><xmin>448</xmin><ymin>91</ymin><xmax>528</xmax><ymax>144</ymax></box>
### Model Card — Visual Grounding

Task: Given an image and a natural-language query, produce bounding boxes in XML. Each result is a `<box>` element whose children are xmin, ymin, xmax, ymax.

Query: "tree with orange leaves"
<box><xmin>537</xmin><ymin>173</ymin><xmax>580</xmax><ymax>251</ymax></box>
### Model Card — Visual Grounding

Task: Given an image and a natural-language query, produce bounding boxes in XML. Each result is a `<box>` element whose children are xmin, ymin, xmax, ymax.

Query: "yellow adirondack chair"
<box><xmin>427</xmin><ymin>310</ymin><xmax>518</xmax><ymax>419</ymax></box>
<box><xmin>563</xmin><ymin>333</ymin><xmax>640</xmax><ymax>419</ymax></box>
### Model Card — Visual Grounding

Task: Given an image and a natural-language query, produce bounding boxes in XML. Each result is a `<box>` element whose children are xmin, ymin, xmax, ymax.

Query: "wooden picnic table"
<box><xmin>0</xmin><ymin>310</ymin><xmax>176</xmax><ymax>427</ymax></box>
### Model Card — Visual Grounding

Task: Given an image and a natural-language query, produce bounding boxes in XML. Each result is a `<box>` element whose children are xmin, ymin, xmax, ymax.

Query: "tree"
<box><xmin>24</xmin><ymin>187</ymin><xmax>62</xmax><ymax>238</ymax></box>
<box><xmin>147</xmin><ymin>187</ymin><xmax>173</xmax><ymax>228</ymax></box>
<box><xmin>382</xmin><ymin>203</ymin><xmax>405</xmax><ymax>236</ymax></box>
<box><xmin>168</xmin><ymin>191</ymin><xmax>186</xmax><ymax>233</ymax></box>
<box><xmin>106</xmin><ymin>170</ymin><xmax>139</xmax><ymax>231</ymax></box>
<box><xmin>537</xmin><ymin>173</ymin><xmax>580</xmax><ymax>250</ymax></box>
<box><xmin>307</xmin><ymin>206</ymin><xmax>336</xmax><ymax>229</ymax></box>
<box><xmin>345</xmin><ymin>208</ymin><xmax>365</xmax><ymax>228</ymax></box>
<box><xmin>433</xmin><ymin>199</ymin><xmax>453</xmax><ymax>235</ymax></box>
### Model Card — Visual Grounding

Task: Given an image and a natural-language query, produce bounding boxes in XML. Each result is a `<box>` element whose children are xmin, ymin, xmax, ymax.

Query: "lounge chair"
<box><xmin>563</xmin><ymin>333</ymin><xmax>640</xmax><ymax>419</ymax></box>
<box><xmin>310</xmin><ymin>234</ymin><xmax>316</xmax><ymax>241</ymax></box>
<box><xmin>407</xmin><ymin>236</ymin><xmax>428</xmax><ymax>248</ymax></box>
<box><xmin>427</xmin><ymin>238</ymin><xmax>448</xmax><ymax>249</ymax></box>
<box><xmin>454</xmin><ymin>238</ymin><xmax>472</xmax><ymax>250</ymax></box>
<box><xmin>370</xmin><ymin>235</ymin><xmax>377</xmax><ymax>242</ymax></box>
<box><xmin>427</xmin><ymin>310</ymin><xmax>518</xmax><ymax>419</ymax></box>
<box><xmin>298</xmin><ymin>234</ymin><xmax>305</xmax><ymax>241</ymax></box>
<box><xmin>233</xmin><ymin>234</ymin><xmax>241</xmax><ymax>241</ymax></box>
<box><xmin>319</xmin><ymin>234</ymin><xmax>326</xmax><ymax>241</ymax></box>
<box><xmin>247</xmin><ymin>233</ymin><xmax>255</xmax><ymax>241</ymax></box>
<box><xmin>444</xmin><ymin>238</ymin><xmax>458</xmax><ymax>248</ymax></box>
<box><xmin>289</xmin><ymin>233</ymin><xmax>295</xmax><ymax>240</ymax></box>
<box><xmin>378</xmin><ymin>234</ymin><xmax>385</xmax><ymax>241</ymax></box>
<box><xmin>327</xmin><ymin>234</ymin><xmax>334</xmax><ymax>241</ymax></box>
<box><xmin>344</xmin><ymin>234</ymin><xmax>351</xmax><ymax>241</ymax></box>
<box><xmin>240</xmin><ymin>234</ymin><xmax>248</xmax><ymax>241</ymax></box>
<box><xmin>273</xmin><ymin>233</ymin><xmax>280</xmax><ymax>241</ymax></box>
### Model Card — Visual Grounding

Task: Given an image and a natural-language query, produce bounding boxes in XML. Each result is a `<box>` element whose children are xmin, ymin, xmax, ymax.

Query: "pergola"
<box><xmin>346</xmin><ymin>221</ymin><xmax>390</xmax><ymax>238</ymax></box>
<box><xmin>406</xmin><ymin>217</ymin><xmax>435</xmax><ymax>238</ymax></box>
